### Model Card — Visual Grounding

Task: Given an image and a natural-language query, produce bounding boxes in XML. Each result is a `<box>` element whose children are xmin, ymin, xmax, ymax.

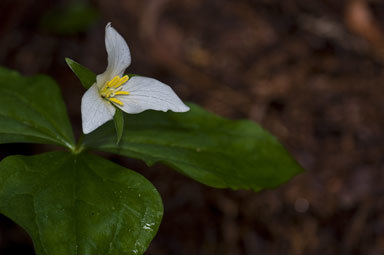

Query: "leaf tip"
<box><xmin>65</xmin><ymin>58</ymin><xmax>76</xmax><ymax>71</ymax></box>
<box><xmin>64</xmin><ymin>57</ymin><xmax>73</xmax><ymax>64</ymax></box>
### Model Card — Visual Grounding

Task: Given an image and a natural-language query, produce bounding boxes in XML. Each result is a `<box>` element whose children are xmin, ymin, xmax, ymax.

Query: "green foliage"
<box><xmin>0</xmin><ymin>152</ymin><xmax>163</xmax><ymax>255</ymax></box>
<box><xmin>40</xmin><ymin>1</ymin><xmax>99</xmax><ymax>35</ymax></box>
<box><xmin>66</xmin><ymin>60</ymin><xmax>303</xmax><ymax>190</ymax></box>
<box><xmin>114</xmin><ymin>108</ymin><xmax>124</xmax><ymax>144</ymax></box>
<box><xmin>0</xmin><ymin>62</ymin><xmax>304</xmax><ymax>255</ymax></box>
<box><xmin>65</xmin><ymin>58</ymin><xmax>96</xmax><ymax>89</ymax></box>
<box><xmin>0</xmin><ymin>67</ymin><xmax>74</xmax><ymax>148</ymax></box>
<box><xmin>84</xmin><ymin>104</ymin><xmax>303</xmax><ymax>190</ymax></box>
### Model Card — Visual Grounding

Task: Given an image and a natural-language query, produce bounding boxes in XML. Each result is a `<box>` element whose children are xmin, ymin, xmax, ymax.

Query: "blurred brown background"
<box><xmin>1</xmin><ymin>0</ymin><xmax>384</xmax><ymax>254</ymax></box>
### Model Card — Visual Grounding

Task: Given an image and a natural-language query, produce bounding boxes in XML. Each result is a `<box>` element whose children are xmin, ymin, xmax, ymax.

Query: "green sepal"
<box><xmin>114</xmin><ymin>108</ymin><xmax>124</xmax><ymax>144</ymax></box>
<box><xmin>65</xmin><ymin>58</ymin><xmax>96</xmax><ymax>89</ymax></box>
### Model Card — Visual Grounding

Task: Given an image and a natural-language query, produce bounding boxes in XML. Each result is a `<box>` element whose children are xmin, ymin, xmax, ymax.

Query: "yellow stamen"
<box><xmin>114</xmin><ymin>91</ymin><xmax>130</xmax><ymax>95</ymax></box>
<box><xmin>108</xmin><ymin>97</ymin><xmax>124</xmax><ymax>106</ymax></box>
<box><xmin>106</xmin><ymin>76</ymin><xmax>120</xmax><ymax>87</ymax></box>
<box><xmin>107</xmin><ymin>91</ymin><xmax>114</xmax><ymax>98</ymax></box>
<box><xmin>113</xmin><ymin>75</ymin><xmax>129</xmax><ymax>88</ymax></box>
<box><xmin>100</xmin><ymin>75</ymin><xmax>130</xmax><ymax>106</ymax></box>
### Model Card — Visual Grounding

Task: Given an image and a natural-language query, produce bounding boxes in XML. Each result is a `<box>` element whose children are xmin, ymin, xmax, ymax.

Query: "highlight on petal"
<box><xmin>116</xmin><ymin>76</ymin><xmax>190</xmax><ymax>114</ymax></box>
<box><xmin>81</xmin><ymin>84</ymin><xmax>116</xmax><ymax>134</ymax></box>
<box><xmin>96</xmin><ymin>23</ymin><xmax>131</xmax><ymax>87</ymax></box>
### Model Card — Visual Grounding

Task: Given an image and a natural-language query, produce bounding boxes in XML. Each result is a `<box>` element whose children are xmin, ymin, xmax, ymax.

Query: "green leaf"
<box><xmin>39</xmin><ymin>1</ymin><xmax>99</xmax><ymax>35</ymax></box>
<box><xmin>84</xmin><ymin>104</ymin><xmax>303</xmax><ymax>191</ymax></box>
<box><xmin>0</xmin><ymin>151</ymin><xmax>163</xmax><ymax>255</ymax></box>
<box><xmin>114</xmin><ymin>108</ymin><xmax>124</xmax><ymax>144</ymax></box>
<box><xmin>0</xmin><ymin>67</ymin><xmax>75</xmax><ymax>148</ymax></box>
<box><xmin>65</xmin><ymin>58</ymin><xmax>96</xmax><ymax>89</ymax></box>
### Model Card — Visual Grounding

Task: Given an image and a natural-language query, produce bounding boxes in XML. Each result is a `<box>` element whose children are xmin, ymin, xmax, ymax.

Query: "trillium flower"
<box><xmin>81</xmin><ymin>23</ymin><xmax>190</xmax><ymax>134</ymax></box>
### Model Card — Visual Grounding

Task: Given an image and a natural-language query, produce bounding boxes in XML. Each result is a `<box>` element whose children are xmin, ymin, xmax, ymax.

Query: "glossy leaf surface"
<box><xmin>0</xmin><ymin>67</ymin><xmax>74</xmax><ymax>148</ymax></box>
<box><xmin>84</xmin><ymin>104</ymin><xmax>303</xmax><ymax>190</ymax></box>
<box><xmin>0</xmin><ymin>151</ymin><xmax>163</xmax><ymax>255</ymax></box>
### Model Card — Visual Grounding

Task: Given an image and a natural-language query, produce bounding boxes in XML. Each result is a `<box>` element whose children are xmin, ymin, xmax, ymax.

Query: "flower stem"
<box><xmin>72</xmin><ymin>134</ymin><xmax>85</xmax><ymax>154</ymax></box>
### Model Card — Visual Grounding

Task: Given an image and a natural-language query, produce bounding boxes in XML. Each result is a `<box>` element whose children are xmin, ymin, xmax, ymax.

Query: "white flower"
<box><xmin>81</xmin><ymin>23</ymin><xmax>190</xmax><ymax>134</ymax></box>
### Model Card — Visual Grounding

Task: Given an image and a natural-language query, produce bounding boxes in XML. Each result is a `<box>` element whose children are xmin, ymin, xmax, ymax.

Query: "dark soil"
<box><xmin>0</xmin><ymin>0</ymin><xmax>384</xmax><ymax>254</ymax></box>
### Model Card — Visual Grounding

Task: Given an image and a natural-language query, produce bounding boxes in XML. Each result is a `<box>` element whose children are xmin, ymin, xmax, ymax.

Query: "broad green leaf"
<box><xmin>0</xmin><ymin>67</ymin><xmax>75</xmax><ymax>148</ymax></box>
<box><xmin>84</xmin><ymin>104</ymin><xmax>303</xmax><ymax>191</ymax></box>
<box><xmin>0</xmin><ymin>151</ymin><xmax>163</xmax><ymax>255</ymax></box>
<box><xmin>40</xmin><ymin>1</ymin><xmax>99</xmax><ymax>35</ymax></box>
<box><xmin>114</xmin><ymin>108</ymin><xmax>124</xmax><ymax>144</ymax></box>
<box><xmin>65</xmin><ymin>58</ymin><xmax>96</xmax><ymax>89</ymax></box>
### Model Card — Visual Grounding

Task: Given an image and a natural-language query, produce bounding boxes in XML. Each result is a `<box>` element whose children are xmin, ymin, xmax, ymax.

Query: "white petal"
<box><xmin>116</xmin><ymin>76</ymin><xmax>190</xmax><ymax>114</ymax></box>
<box><xmin>96</xmin><ymin>23</ymin><xmax>131</xmax><ymax>88</ymax></box>
<box><xmin>81</xmin><ymin>84</ymin><xmax>116</xmax><ymax>134</ymax></box>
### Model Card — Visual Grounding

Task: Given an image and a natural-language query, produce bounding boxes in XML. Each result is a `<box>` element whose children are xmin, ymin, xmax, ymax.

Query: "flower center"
<box><xmin>99</xmin><ymin>75</ymin><xmax>130</xmax><ymax>106</ymax></box>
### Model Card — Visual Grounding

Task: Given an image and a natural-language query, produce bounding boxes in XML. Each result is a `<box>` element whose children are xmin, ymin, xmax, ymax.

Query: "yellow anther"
<box><xmin>108</xmin><ymin>98</ymin><xmax>124</xmax><ymax>106</ymax></box>
<box><xmin>105</xmin><ymin>90</ymin><xmax>113</xmax><ymax>98</ymax></box>
<box><xmin>114</xmin><ymin>91</ymin><xmax>130</xmax><ymax>95</ymax></box>
<box><xmin>100</xmin><ymin>75</ymin><xmax>130</xmax><ymax>106</ymax></box>
<box><xmin>113</xmin><ymin>75</ymin><xmax>129</xmax><ymax>88</ymax></box>
<box><xmin>106</xmin><ymin>76</ymin><xmax>120</xmax><ymax>87</ymax></box>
